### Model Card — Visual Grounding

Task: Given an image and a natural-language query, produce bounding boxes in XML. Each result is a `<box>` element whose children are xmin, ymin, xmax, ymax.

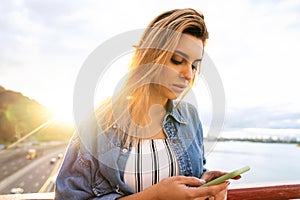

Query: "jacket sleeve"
<box><xmin>54</xmin><ymin>133</ymin><xmax>123</xmax><ymax>200</ymax></box>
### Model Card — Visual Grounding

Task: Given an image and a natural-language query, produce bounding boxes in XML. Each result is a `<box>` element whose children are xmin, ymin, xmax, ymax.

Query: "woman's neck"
<box><xmin>148</xmin><ymin>86</ymin><xmax>168</xmax><ymax>108</ymax></box>
<box><xmin>128</xmin><ymin>88</ymin><xmax>168</xmax><ymax>139</ymax></box>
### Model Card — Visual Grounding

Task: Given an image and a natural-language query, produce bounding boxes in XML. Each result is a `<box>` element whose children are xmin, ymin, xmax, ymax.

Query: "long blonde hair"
<box><xmin>95</xmin><ymin>8</ymin><xmax>209</xmax><ymax>146</ymax></box>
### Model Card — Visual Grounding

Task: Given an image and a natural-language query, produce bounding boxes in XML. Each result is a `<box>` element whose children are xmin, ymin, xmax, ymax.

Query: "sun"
<box><xmin>48</xmin><ymin>104</ymin><xmax>74</xmax><ymax>124</ymax></box>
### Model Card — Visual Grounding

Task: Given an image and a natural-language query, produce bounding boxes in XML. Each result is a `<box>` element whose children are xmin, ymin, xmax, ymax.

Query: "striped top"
<box><xmin>124</xmin><ymin>139</ymin><xmax>180</xmax><ymax>192</ymax></box>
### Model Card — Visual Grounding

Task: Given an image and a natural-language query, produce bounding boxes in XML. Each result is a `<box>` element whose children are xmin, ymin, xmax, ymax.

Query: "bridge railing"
<box><xmin>0</xmin><ymin>182</ymin><xmax>299</xmax><ymax>200</ymax></box>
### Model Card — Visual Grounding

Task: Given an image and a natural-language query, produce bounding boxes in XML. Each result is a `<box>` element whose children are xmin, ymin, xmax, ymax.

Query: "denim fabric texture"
<box><xmin>55</xmin><ymin>101</ymin><xmax>206</xmax><ymax>200</ymax></box>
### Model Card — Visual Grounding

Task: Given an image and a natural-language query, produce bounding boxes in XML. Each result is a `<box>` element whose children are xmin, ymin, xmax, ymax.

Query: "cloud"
<box><xmin>203</xmin><ymin>0</ymin><xmax>300</xmax><ymax>116</ymax></box>
<box><xmin>225</xmin><ymin>106</ymin><xmax>300</xmax><ymax>129</ymax></box>
<box><xmin>0</xmin><ymin>0</ymin><xmax>299</xmax><ymax>131</ymax></box>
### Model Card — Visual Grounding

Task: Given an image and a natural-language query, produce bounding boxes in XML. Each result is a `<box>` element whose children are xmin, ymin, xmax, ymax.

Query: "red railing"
<box><xmin>228</xmin><ymin>183</ymin><xmax>300</xmax><ymax>200</ymax></box>
<box><xmin>0</xmin><ymin>183</ymin><xmax>299</xmax><ymax>200</ymax></box>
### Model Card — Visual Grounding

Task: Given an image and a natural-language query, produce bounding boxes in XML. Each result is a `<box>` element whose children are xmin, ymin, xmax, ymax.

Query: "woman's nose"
<box><xmin>181</xmin><ymin>63</ymin><xmax>193</xmax><ymax>81</ymax></box>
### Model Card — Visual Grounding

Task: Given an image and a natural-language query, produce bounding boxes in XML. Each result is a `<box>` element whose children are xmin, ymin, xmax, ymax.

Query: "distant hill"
<box><xmin>0</xmin><ymin>86</ymin><xmax>73</xmax><ymax>143</ymax></box>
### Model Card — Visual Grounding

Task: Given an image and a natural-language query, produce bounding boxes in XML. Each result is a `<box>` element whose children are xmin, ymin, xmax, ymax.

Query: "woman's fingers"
<box><xmin>232</xmin><ymin>175</ymin><xmax>241</xmax><ymax>180</ymax></box>
<box><xmin>174</xmin><ymin>176</ymin><xmax>206</xmax><ymax>186</ymax></box>
<box><xmin>201</xmin><ymin>171</ymin><xmax>227</xmax><ymax>182</ymax></box>
<box><xmin>188</xmin><ymin>181</ymin><xmax>229</xmax><ymax>198</ymax></box>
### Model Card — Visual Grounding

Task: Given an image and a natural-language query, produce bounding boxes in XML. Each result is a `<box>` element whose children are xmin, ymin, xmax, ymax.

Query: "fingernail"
<box><xmin>199</xmin><ymin>179</ymin><xmax>206</xmax><ymax>184</ymax></box>
<box><xmin>226</xmin><ymin>181</ymin><xmax>231</xmax><ymax>186</ymax></box>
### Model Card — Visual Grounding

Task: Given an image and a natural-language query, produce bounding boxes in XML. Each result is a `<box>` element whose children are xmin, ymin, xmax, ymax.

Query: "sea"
<box><xmin>203</xmin><ymin>141</ymin><xmax>300</xmax><ymax>187</ymax></box>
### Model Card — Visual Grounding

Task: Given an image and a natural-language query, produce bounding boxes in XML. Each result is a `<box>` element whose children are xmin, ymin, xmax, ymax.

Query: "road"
<box><xmin>0</xmin><ymin>143</ymin><xmax>67</xmax><ymax>194</ymax></box>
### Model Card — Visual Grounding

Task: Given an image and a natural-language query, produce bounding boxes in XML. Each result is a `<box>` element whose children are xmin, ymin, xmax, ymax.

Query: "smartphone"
<box><xmin>199</xmin><ymin>166</ymin><xmax>250</xmax><ymax>187</ymax></box>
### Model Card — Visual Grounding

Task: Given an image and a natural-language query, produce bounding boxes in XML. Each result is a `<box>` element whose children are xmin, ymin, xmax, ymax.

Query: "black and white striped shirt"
<box><xmin>124</xmin><ymin>139</ymin><xmax>180</xmax><ymax>192</ymax></box>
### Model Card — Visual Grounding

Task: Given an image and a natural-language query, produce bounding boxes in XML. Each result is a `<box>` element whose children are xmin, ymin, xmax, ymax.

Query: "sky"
<box><xmin>1</xmin><ymin>0</ymin><xmax>300</xmax><ymax>138</ymax></box>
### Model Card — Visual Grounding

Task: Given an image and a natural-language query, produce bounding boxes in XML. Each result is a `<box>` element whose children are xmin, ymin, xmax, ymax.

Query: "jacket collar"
<box><xmin>165</xmin><ymin>100</ymin><xmax>187</xmax><ymax>124</ymax></box>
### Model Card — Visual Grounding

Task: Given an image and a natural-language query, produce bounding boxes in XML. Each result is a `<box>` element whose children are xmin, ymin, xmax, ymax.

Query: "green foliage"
<box><xmin>0</xmin><ymin>86</ymin><xmax>73</xmax><ymax>143</ymax></box>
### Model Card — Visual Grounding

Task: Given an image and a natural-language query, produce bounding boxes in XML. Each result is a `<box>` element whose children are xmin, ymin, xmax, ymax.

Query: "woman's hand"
<box><xmin>201</xmin><ymin>186</ymin><xmax>228</xmax><ymax>200</ymax></box>
<box><xmin>199</xmin><ymin>170</ymin><xmax>242</xmax><ymax>200</ymax></box>
<box><xmin>154</xmin><ymin>176</ymin><xmax>229</xmax><ymax>200</ymax></box>
<box><xmin>119</xmin><ymin>176</ymin><xmax>228</xmax><ymax>200</ymax></box>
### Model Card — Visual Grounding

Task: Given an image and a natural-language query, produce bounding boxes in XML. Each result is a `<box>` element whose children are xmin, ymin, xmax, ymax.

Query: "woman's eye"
<box><xmin>191</xmin><ymin>64</ymin><xmax>197</xmax><ymax>70</ymax></box>
<box><xmin>171</xmin><ymin>58</ymin><xmax>184</xmax><ymax>65</ymax></box>
<box><xmin>192</xmin><ymin>60</ymin><xmax>202</xmax><ymax>71</ymax></box>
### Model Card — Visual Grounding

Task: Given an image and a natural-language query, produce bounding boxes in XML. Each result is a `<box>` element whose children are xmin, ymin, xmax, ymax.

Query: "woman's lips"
<box><xmin>171</xmin><ymin>84</ymin><xmax>187</xmax><ymax>93</ymax></box>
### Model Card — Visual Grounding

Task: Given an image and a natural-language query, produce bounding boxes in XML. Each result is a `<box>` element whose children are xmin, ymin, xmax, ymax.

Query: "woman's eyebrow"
<box><xmin>193</xmin><ymin>58</ymin><xmax>202</xmax><ymax>62</ymax></box>
<box><xmin>174</xmin><ymin>50</ymin><xmax>189</xmax><ymax>59</ymax></box>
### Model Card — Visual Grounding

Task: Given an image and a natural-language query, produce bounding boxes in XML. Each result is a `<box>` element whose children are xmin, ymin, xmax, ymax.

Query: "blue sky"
<box><xmin>1</xmin><ymin>0</ymin><xmax>300</xmax><ymax>136</ymax></box>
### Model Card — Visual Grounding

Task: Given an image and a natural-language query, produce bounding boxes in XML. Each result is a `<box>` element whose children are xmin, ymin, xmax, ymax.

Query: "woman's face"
<box><xmin>153</xmin><ymin>33</ymin><xmax>204</xmax><ymax>100</ymax></box>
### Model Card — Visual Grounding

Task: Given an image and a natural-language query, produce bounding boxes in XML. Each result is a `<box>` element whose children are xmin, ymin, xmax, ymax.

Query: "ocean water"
<box><xmin>204</xmin><ymin>141</ymin><xmax>300</xmax><ymax>186</ymax></box>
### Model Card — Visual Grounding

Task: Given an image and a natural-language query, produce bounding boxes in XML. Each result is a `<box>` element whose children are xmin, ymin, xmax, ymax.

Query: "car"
<box><xmin>26</xmin><ymin>148</ymin><xmax>37</xmax><ymax>159</ymax></box>
<box><xmin>57</xmin><ymin>153</ymin><xmax>63</xmax><ymax>159</ymax></box>
<box><xmin>50</xmin><ymin>157</ymin><xmax>56</xmax><ymax>164</ymax></box>
<box><xmin>10</xmin><ymin>187</ymin><xmax>24</xmax><ymax>194</ymax></box>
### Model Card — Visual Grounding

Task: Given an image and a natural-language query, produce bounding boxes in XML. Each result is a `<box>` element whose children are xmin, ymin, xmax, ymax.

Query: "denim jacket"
<box><xmin>55</xmin><ymin>101</ymin><xmax>206</xmax><ymax>200</ymax></box>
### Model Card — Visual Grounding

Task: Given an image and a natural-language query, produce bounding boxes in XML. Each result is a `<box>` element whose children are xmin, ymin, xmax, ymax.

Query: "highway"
<box><xmin>0</xmin><ymin>143</ymin><xmax>67</xmax><ymax>194</ymax></box>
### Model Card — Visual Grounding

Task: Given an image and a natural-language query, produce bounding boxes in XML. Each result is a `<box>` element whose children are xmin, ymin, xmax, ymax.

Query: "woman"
<box><xmin>55</xmin><ymin>8</ymin><xmax>232</xmax><ymax>200</ymax></box>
